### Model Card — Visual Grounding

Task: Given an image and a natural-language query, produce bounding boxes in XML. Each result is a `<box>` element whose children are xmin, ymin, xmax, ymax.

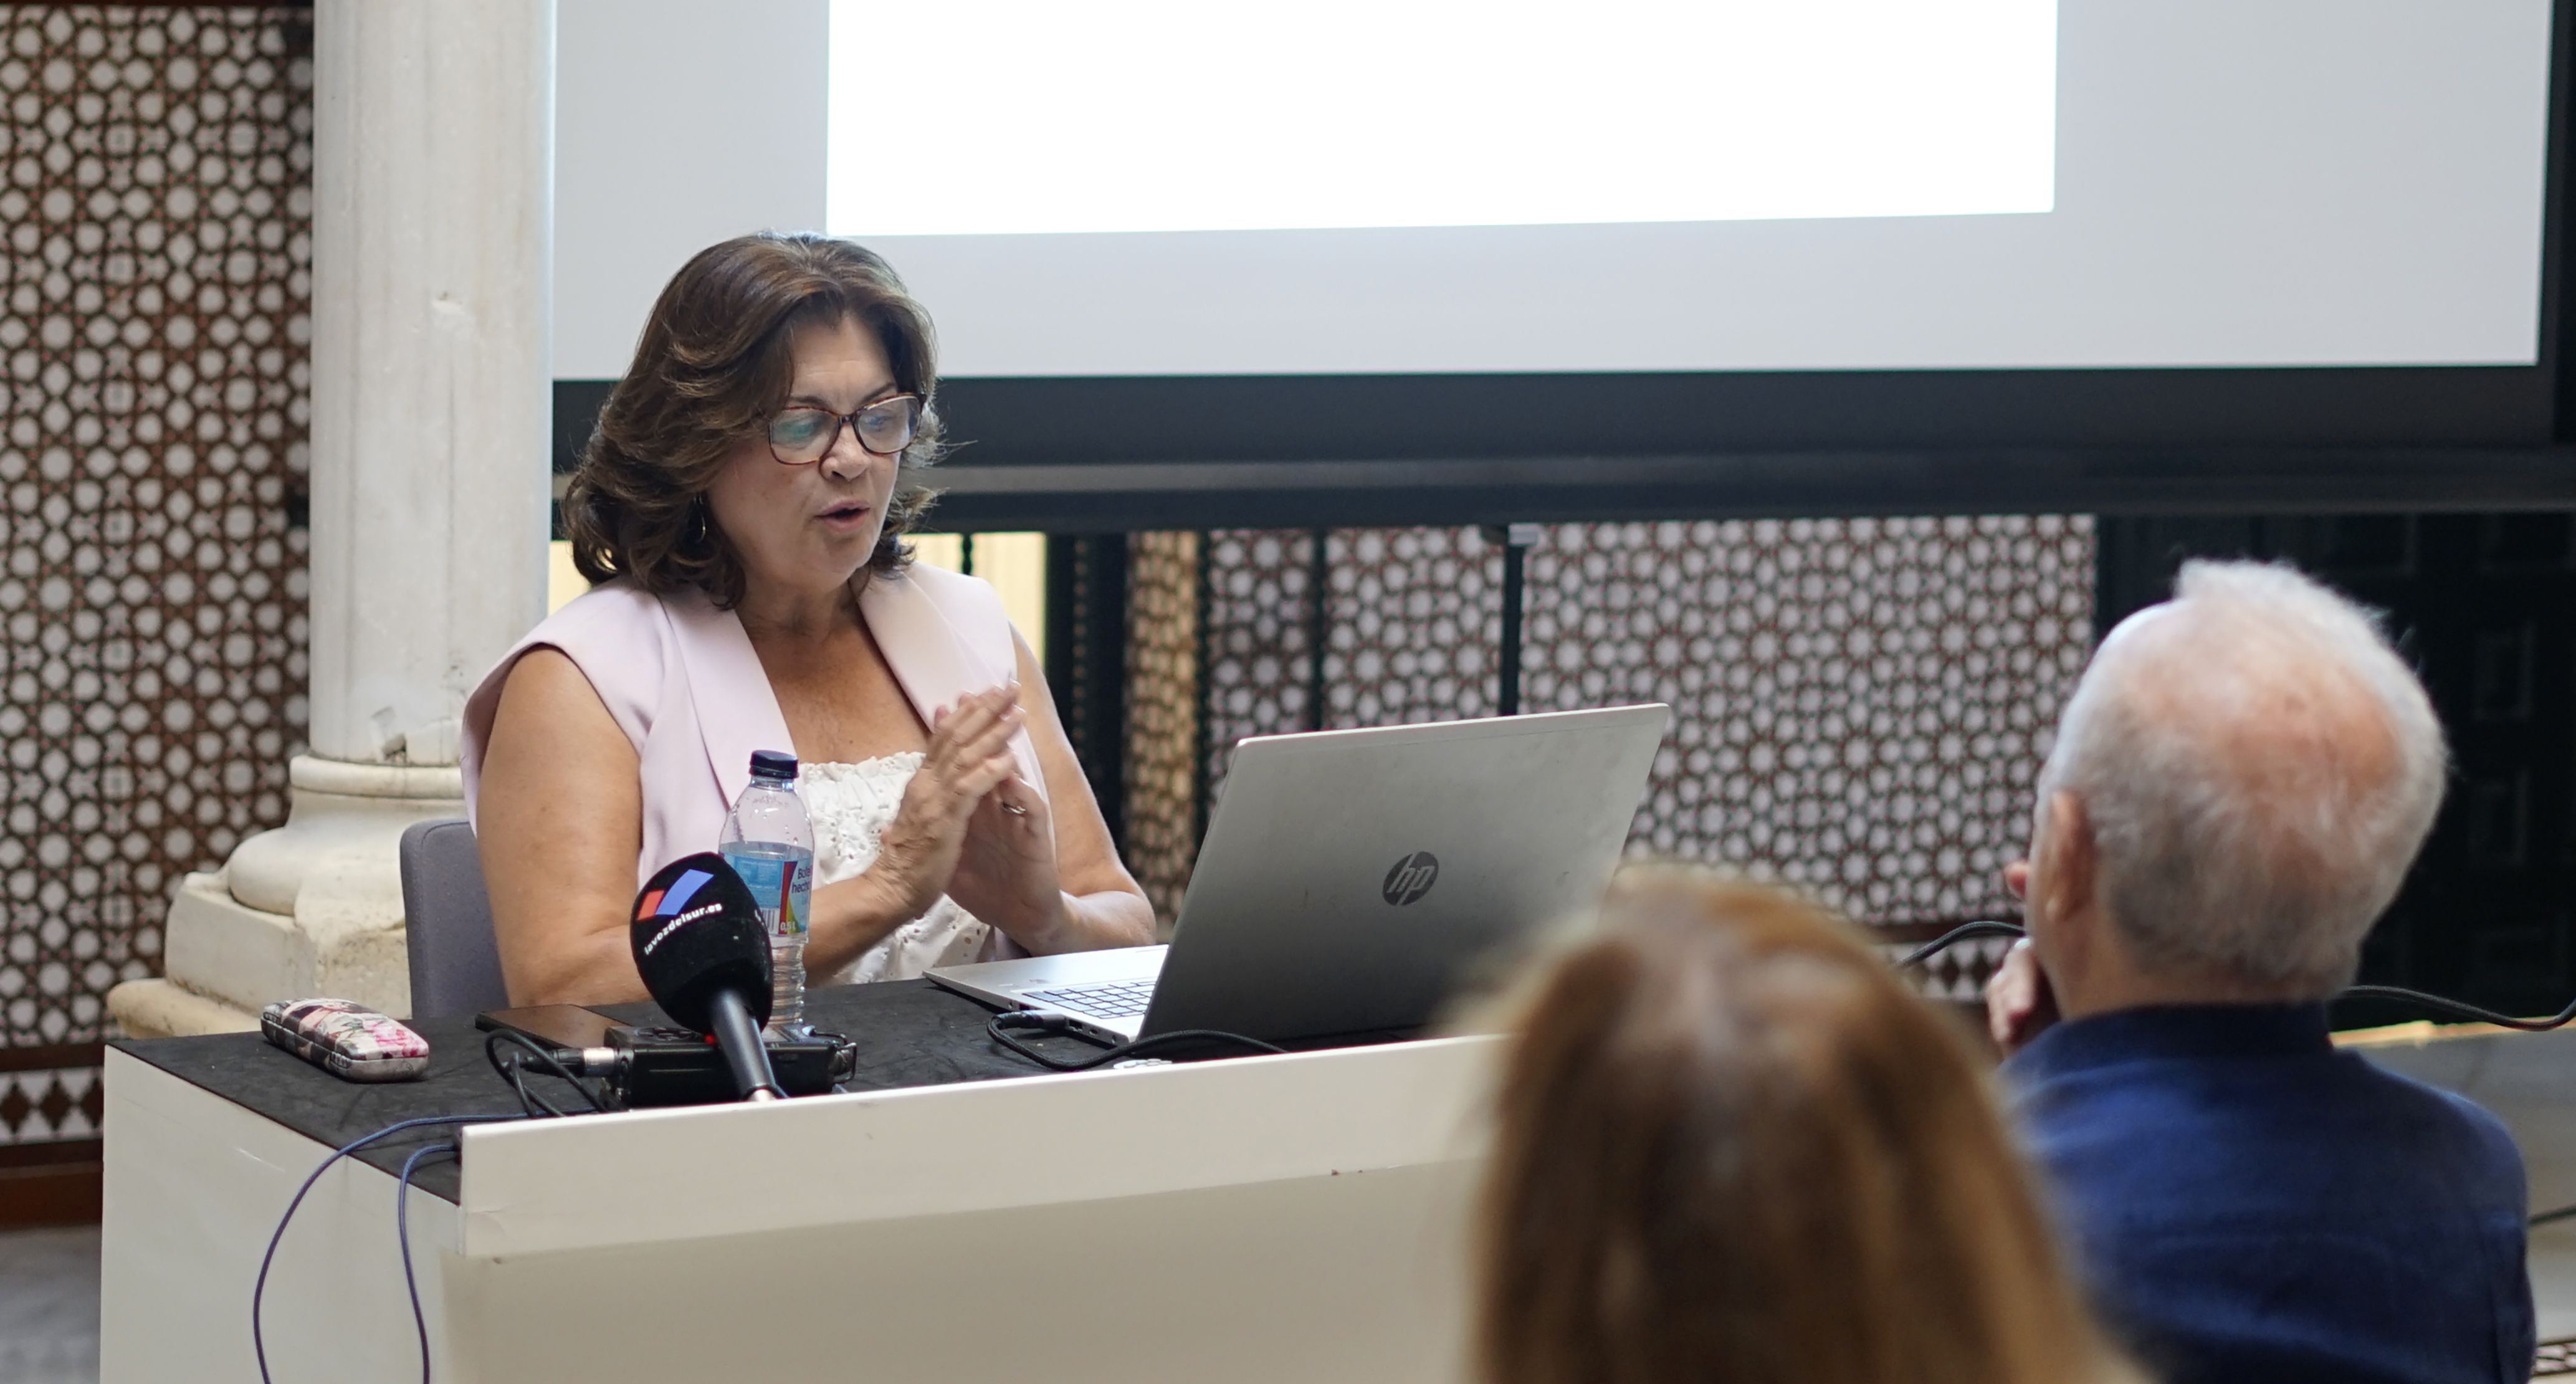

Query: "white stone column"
<box><xmin>112</xmin><ymin>0</ymin><xmax>555</xmax><ymax>1036</ymax></box>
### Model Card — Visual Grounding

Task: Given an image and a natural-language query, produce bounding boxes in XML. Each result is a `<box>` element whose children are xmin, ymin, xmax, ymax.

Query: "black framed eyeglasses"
<box><xmin>766</xmin><ymin>394</ymin><xmax>923</xmax><ymax>465</ymax></box>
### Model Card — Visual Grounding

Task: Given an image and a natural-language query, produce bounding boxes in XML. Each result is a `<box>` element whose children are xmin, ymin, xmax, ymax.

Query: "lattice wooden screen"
<box><xmin>1128</xmin><ymin>517</ymin><xmax>2094</xmax><ymax>940</ymax></box>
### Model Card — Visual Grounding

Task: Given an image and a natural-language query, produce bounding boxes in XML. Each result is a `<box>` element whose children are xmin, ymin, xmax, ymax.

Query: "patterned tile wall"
<box><xmin>1889</xmin><ymin>932</ymin><xmax>2023</xmax><ymax>1003</ymax></box>
<box><xmin>0</xmin><ymin>1062</ymin><xmax>96</xmax><ymax>1143</ymax></box>
<box><xmin>0</xmin><ymin>5</ymin><xmax>311</xmax><ymax>1139</ymax></box>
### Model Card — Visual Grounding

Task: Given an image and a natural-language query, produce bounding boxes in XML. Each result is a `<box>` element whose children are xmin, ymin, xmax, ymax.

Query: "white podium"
<box><xmin>100</xmin><ymin>1036</ymin><xmax>1496</xmax><ymax>1383</ymax></box>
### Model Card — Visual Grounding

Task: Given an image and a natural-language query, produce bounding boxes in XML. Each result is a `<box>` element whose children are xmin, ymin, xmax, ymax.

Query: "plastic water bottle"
<box><xmin>718</xmin><ymin>750</ymin><xmax>814</xmax><ymax>1033</ymax></box>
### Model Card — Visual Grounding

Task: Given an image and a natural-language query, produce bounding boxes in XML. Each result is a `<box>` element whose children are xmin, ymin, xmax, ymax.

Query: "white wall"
<box><xmin>554</xmin><ymin>0</ymin><xmax>829</xmax><ymax>379</ymax></box>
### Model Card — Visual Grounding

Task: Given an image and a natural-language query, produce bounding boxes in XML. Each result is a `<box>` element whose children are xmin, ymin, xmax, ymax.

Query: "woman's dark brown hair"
<box><xmin>1476</xmin><ymin>867</ymin><xmax>2137</xmax><ymax>1384</ymax></box>
<box><xmin>562</xmin><ymin>232</ymin><xmax>943</xmax><ymax>606</ymax></box>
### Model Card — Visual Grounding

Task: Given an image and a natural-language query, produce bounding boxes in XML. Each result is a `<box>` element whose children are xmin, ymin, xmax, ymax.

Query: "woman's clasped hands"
<box><xmin>857</xmin><ymin>684</ymin><xmax>1064</xmax><ymax>944</ymax></box>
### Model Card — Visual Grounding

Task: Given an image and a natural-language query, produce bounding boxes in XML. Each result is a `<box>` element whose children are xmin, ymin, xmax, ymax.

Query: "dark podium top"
<box><xmin>109</xmin><ymin>980</ymin><xmax>1122</xmax><ymax>1204</ymax></box>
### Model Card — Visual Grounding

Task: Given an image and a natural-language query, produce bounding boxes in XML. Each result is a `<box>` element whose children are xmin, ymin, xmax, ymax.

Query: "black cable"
<box><xmin>1895</xmin><ymin>920</ymin><xmax>2026</xmax><ymax>970</ymax></box>
<box><xmin>482</xmin><ymin>1029</ymin><xmax>607</xmax><ymax>1112</ymax></box>
<box><xmin>1896</xmin><ymin>920</ymin><xmax>2576</xmax><ymax>1034</ymax></box>
<box><xmin>253</xmin><ymin>1114</ymin><xmax>523</xmax><ymax>1384</ymax></box>
<box><xmin>986</xmin><ymin>1011</ymin><xmax>1287</xmax><ymax>1071</ymax></box>
<box><xmin>396</xmin><ymin>1142</ymin><xmax>457</xmax><ymax>1384</ymax></box>
<box><xmin>503</xmin><ymin>1057</ymin><xmax>566</xmax><ymax>1119</ymax></box>
<box><xmin>2531</xmin><ymin>1203</ymin><xmax>2576</xmax><ymax>1228</ymax></box>
<box><xmin>483</xmin><ymin>1029</ymin><xmax>607</xmax><ymax>1110</ymax></box>
<box><xmin>2335</xmin><ymin>985</ymin><xmax>2576</xmax><ymax>1033</ymax></box>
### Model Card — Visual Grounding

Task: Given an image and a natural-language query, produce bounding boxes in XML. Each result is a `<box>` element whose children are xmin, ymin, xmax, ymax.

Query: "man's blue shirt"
<box><xmin>2003</xmin><ymin>1003</ymin><xmax>2532</xmax><ymax>1384</ymax></box>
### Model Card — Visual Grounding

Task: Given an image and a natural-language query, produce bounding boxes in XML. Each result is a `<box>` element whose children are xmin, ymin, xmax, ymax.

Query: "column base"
<box><xmin>104</xmin><ymin>978</ymin><xmax>259</xmax><ymax>1040</ymax></box>
<box><xmin>117</xmin><ymin>755</ymin><xmax>465</xmax><ymax>1037</ymax></box>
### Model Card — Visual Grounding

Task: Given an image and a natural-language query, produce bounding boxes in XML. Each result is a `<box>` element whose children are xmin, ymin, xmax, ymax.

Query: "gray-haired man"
<box><xmin>1987</xmin><ymin>560</ymin><xmax>2531</xmax><ymax>1384</ymax></box>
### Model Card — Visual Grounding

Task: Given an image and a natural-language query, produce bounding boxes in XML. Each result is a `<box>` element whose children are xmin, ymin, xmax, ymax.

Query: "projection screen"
<box><xmin>826</xmin><ymin>0</ymin><xmax>2552</xmax><ymax>378</ymax></box>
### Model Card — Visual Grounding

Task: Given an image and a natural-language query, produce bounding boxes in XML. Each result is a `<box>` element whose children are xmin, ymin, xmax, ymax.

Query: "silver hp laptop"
<box><xmin>928</xmin><ymin>704</ymin><xmax>1669</xmax><ymax>1045</ymax></box>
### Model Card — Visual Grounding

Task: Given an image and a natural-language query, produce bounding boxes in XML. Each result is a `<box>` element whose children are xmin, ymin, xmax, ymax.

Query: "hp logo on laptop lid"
<box><xmin>1382</xmin><ymin>851</ymin><xmax>1439</xmax><ymax>906</ymax></box>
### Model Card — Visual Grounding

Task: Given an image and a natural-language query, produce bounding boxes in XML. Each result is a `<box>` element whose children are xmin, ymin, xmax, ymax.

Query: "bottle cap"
<box><xmin>748</xmin><ymin>750</ymin><xmax>799</xmax><ymax>781</ymax></box>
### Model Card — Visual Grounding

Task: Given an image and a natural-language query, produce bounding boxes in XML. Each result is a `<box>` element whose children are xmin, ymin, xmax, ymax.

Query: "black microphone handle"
<box><xmin>705</xmin><ymin>988</ymin><xmax>786</xmax><ymax>1102</ymax></box>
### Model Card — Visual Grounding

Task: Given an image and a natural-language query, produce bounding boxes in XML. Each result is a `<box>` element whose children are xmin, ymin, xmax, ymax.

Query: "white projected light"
<box><xmin>753</xmin><ymin>0</ymin><xmax>2555</xmax><ymax>378</ymax></box>
<box><xmin>828</xmin><ymin>0</ymin><xmax>2056</xmax><ymax>236</ymax></box>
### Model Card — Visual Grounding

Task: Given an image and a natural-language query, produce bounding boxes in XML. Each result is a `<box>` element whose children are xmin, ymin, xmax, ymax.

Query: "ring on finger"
<box><xmin>1002</xmin><ymin>802</ymin><xmax>1029</xmax><ymax>817</ymax></box>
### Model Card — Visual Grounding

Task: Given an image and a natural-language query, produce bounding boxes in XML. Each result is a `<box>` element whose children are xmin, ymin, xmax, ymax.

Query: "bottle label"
<box><xmin>720</xmin><ymin>847</ymin><xmax>813</xmax><ymax>938</ymax></box>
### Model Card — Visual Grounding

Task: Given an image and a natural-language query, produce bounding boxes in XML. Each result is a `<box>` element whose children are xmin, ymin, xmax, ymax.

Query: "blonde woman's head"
<box><xmin>1476</xmin><ymin>867</ymin><xmax>2139</xmax><ymax>1384</ymax></box>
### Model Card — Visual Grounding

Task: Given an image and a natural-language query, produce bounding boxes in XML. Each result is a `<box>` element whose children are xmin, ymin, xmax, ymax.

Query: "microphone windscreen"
<box><xmin>630</xmin><ymin>852</ymin><xmax>773</xmax><ymax>1034</ymax></box>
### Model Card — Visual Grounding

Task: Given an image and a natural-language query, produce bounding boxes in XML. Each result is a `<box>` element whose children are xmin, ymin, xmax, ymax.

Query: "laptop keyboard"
<box><xmin>1024</xmin><ymin>978</ymin><xmax>1157</xmax><ymax>1019</ymax></box>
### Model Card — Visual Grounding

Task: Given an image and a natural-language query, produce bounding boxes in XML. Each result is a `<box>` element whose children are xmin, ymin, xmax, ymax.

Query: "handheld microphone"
<box><xmin>630</xmin><ymin>854</ymin><xmax>786</xmax><ymax>1102</ymax></box>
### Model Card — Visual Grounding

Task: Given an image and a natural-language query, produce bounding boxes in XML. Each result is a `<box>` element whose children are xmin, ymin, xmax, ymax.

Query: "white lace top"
<box><xmin>802</xmin><ymin>754</ymin><xmax>1013</xmax><ymax>983</ymax></box>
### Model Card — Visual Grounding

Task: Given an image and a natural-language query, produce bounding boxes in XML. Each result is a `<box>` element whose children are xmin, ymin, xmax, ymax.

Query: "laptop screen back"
<box><xmin>1142</xmin><ymin>704</ymin><xmax>1669</xmax><ymax>1041</ymax></box>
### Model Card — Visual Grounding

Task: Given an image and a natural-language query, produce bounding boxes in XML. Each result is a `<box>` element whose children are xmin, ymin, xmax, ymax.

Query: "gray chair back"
<box><xmin>399</xmin><ymin>818</ymin><xmax>508</xmax><ymax>1018</ymax></box>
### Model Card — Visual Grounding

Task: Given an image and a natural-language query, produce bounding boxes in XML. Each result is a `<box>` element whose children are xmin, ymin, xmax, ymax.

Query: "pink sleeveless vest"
<box><xmin>459</xmin><ymin>564</ymin><xmax>1046</xmax><ymax>887</ymax></box>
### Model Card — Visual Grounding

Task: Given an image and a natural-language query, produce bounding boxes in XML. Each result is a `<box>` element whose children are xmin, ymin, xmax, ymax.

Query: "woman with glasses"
<box><xmin>462</xmin><ymin>233</ymin><xmax>1155</xmax><ymax>1006</ymax></box>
